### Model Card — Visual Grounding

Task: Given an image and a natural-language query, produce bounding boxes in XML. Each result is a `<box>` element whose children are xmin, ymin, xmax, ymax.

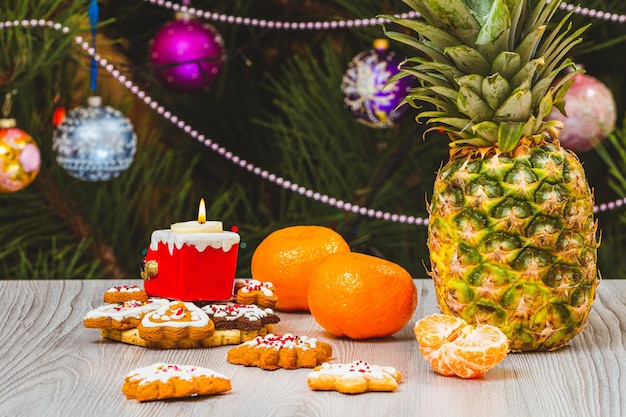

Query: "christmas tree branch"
<box><xmin>341</xmin><ymin>124</ymin><xmax>423</xmax><ymax>244</ymax></box>
<box><xmin>39</xmin><ymin>178</ymin><xmax>127</xmax><ymax>278</ymax></box>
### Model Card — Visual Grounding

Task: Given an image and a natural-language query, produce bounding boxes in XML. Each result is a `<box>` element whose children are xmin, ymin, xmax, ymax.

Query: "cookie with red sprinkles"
<box><xmin>307</xmin><ymin>361</ymin><xmax>402</xmax><ymax>394</ymax></box>
<box><xmin>103</xmin><ymin>285</ymin><xmax>148</xmax><ymax>304</ymax></box>
<box><xmin>226</xmin><ymin>333</ymin><xmax>332</xmax><ymax>370</ymax></box>
<box><xmin>122</xmin><ymin>363</ymin><xmax>231</xmax><ymax>402</ymax></box>
<box><xmin>137</xmin><ymin>301</ymin><xmax>215</xmax><ymax>343</ymax></box>
<box><xmin>234</xmin><ymin>279</ymin><xmax>278</xmax><ymax>309</ymax></box>
<box><xmin>83</xmin><ymin>298</ymin><xmax>168</xmax><ymax>330</ymax></box>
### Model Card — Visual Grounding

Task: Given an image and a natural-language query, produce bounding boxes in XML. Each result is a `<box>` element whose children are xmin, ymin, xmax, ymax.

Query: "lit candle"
<box><xmin>171</xmin><ymin>198</ymin><xmax>223</xmax><ymax>233</ymax></box>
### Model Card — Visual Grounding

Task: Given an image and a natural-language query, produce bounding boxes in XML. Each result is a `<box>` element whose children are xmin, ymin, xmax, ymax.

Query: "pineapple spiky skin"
<box><xmin>383</xmin><ymin>0</ymin><xmax>601</xmax><ymax>351</ymax></box>
<box><xmin>428</xmin><ymin>140</ymin><xmax>599</xmax><ymax>351</ymax></box>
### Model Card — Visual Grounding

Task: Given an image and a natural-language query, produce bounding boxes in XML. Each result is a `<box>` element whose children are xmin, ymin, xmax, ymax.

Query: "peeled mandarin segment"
<box><xmin>427</xmin><ymin>346</ymin><xmax>457</xmax><ymax>377</ymax></box>
<box><xmin>441</xmin><ymin>350</ymin><xmax>488</xmax><ymax>379</ymax></box>
<box><xmin>414</xmin><ymin>314</ymin><xmax>469</xmax><ymax>351</ymax></box>
<box><xmin>452</xmin><ymin>325</ymin><xmax>509</xmax><ymax>365</ymax></box>
<box><xmin>440</xmin><ymin>324</ymin><xmax>509</xmax><ymax>379</ymax></box>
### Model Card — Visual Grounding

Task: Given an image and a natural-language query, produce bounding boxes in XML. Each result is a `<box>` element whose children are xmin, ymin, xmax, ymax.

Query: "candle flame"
<box><xmin>197</xmin><ymin>198</ymin><xmax>206</xmax><ymax>224</ymax></box>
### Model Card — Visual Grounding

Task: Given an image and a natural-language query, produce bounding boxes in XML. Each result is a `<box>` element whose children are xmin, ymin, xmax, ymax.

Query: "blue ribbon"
<box><xmin>88</xmin><ymin>0</ymin><xmax>99</xmax><ymax>91</ymax></box>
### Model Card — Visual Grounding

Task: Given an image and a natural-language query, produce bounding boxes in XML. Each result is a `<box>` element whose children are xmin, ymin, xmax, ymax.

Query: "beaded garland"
<box><xmin>2</xmin><ymin>1</ymin><xmax>626</xmax><ymax>224</ymax></box>
<box><xmin>141</xmin><ymin>0</ymin><xmax>626</xmax><ymax>28</ymax></box>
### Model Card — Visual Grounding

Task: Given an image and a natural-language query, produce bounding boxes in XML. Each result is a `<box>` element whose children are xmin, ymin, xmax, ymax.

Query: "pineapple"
<box><xmin>382</xmin><ymin>0</ymin><xmax>600</xmax><ymax>351</ymax></box>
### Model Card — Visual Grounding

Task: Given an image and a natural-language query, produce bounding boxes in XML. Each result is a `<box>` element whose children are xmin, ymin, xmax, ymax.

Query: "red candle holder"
<box><xmin>142</xmin><ymin>229</ymin><xmax>240</xmax><ymax>301</ymax></box>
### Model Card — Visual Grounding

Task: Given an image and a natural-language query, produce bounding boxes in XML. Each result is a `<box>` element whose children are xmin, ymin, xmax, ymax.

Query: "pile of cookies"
<box><xmin>84</xmin><ymin>281</ymin><xmax>282</xmax><ymax>349</ymax></box>
<box><xmin>84</xmin><ymin>281</ymin><xmax>401</xmax><ymax>401</ymax></box>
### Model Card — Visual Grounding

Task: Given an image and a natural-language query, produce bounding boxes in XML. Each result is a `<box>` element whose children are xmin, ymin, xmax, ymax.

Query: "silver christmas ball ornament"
<box><xmin>52</xmin><ymin>96</ymin><xmax>137</xmax><ymax>181</ymax></box>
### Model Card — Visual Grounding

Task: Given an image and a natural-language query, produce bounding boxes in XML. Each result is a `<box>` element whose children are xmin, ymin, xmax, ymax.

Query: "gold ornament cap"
<box><xmin>0</xmin><ymin>118</ymin><xmax>16</xmax><ymax>129</ymax></box>
<box><xmin>175</xmin><ymin>11</ymin><xmax>193</xmax><ymax>21</ymax></box>
<box><xmin>373</xmin><ymin>38</ymin><xmax>389</xmax><ymax>51</ymax></box>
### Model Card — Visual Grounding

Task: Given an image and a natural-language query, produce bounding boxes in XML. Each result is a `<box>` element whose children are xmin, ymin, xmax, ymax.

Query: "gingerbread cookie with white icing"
<box><xmin>83</xmin><ymin>298</ymin><xmax>168</xmax><ymax>330</ymax></box>
<box><xmin>103</xmin><ymin>285</ymin><xmax>148</xmax><ymax>304</ymax></box>
<box><xmin>234</xmin><ymin>279</ymin><xmax>278</xmax><ymax>309</ymax></box>
<box><xmin>201</xmin><ymin>303</ymin><xmax>280</xmax><ymax>331</ymax></box>
<box><xmin>137</xmin><ymin>301</ymin><xmax>215</xmax><ymax>344</ymax></box>
<box><xmin>226</xmin><ymin>333</ymin><xmax>332</xmax><ymax>370</ymax></box>
<box><xmin>307</xmin><ymin>361</ymin><xmax>402</xmax><ymax>394</ymax></box>
<box><xmin>122</xmin><ymin>363</ymin><xmax>231</xmax><ymax>402</ymax></box>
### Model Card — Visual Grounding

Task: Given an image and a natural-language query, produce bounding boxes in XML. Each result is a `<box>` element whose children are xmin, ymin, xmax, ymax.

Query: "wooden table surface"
<box><xmin>0</xmin><ymin>278</ymin><xmax>624</xmax><ymax>417</ymax></box>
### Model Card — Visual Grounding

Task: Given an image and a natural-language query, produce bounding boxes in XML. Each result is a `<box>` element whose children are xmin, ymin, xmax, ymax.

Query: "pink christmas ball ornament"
<box><xmin>549</xmin><ymin>73</ymin><xmax>617</xmax><ymax>153</ymax></box>
<box><xmin>149</xmin><ymin>16</ymin><xmax>226</xmax><ymax>93</ymax></box>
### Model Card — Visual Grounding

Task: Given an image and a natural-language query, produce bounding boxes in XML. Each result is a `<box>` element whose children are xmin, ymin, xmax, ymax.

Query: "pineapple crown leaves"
<box><xmin>381</xmin><ymin>0</ymin><xmax>589</xmax><ymax>155</ymax></box>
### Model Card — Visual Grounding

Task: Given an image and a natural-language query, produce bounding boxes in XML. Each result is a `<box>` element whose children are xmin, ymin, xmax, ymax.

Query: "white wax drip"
<box><xmin>149</xmin><ymin>229</ymin><xmax>240</xmax><ymax>254</ymax></box>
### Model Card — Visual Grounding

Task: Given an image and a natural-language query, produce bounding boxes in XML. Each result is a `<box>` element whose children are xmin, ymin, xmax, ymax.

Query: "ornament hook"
<box><xmin>1</xmin><ymin>89</ymin><xmax>18</xmax><ymax>118</ymax></box>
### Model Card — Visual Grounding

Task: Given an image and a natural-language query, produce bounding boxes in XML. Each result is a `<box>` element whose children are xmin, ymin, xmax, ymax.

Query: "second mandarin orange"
<box><xmin>308</xmin><ymin>252</ymin><xmax>418</xmax><ymax>339</ymax></box>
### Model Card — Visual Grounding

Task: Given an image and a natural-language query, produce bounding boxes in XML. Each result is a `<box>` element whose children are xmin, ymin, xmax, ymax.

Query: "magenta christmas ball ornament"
<box><xmin>149</xmin><ymin>15</ymin><xmax>226</xmax><ymax>93</ymax></box>
<box><xmin>549</xmin><ymin>73</ymin><xmax>617</xmax><ymax>153</ymax></box>
<box><xmin>341</xmin><ymin>39</ymin><xmax>415</xmax><ymax>129</ymax></box>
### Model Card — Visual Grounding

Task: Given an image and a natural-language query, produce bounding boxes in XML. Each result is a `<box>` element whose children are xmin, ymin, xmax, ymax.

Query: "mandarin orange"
<box><xmin>414</xmin><ymin>314</ymin><xmax>509</xmax><ymax>379</ymax></box>
<box><xmin>307</xmin><ymin>252</ymin><xmax>417</xmax><ymax>339</ymax></box>
<box><xmin>250</xmin><ymin>225</ymin><xmax>350</xmax><ymax>311</ymax></box>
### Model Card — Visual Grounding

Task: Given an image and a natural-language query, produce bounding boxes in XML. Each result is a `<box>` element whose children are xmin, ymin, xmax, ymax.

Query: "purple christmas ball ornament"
<box><xmin>149</xmin><ymin>15</ymin><xmax>226</xmax><ymax>93</ymax></box>
<box><xmin>341</xmin><ymin>39</ymin><xmax>415</xmax><ymax>128</ymax></box>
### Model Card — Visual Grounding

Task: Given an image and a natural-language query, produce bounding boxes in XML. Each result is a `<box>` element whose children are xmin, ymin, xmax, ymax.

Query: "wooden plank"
<box><xmin>0</xmin><ymin>279</ymin><xmax>623</xmax><ymax>417</ymax></box>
